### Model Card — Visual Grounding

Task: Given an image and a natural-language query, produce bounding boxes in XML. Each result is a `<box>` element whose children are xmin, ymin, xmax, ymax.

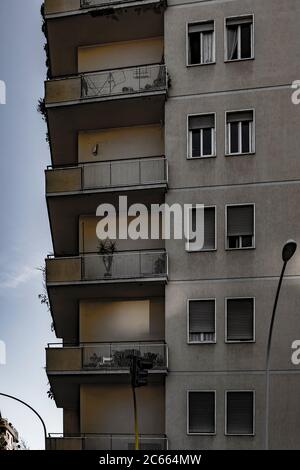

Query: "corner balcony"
<box><xmin>46</xmin><ymin>157</ymin><xmax>168</xmax><ymax>255</ymax></box>
<box><xmin>46</xmin><ymin>434</ymin><xmax>168</xmax><ymax>450</ymax></box>
<box><xmin>45</xmin><ymin>64</ymin><xmax>167</xmax><ymax>106</ymax></box>
<box><xmin>46</xmin><ymin>65</ymin><xmax>168</xmax><ymax>167</ymax></box>
<box><xmin>46</xmin><ymin>251</ymin><xmax>168</xmax><ymax>339</ymax></box>
<box><xmin>46</xmin><ymin>157</ymin><xmax>168</xmax><ymax>195</ymax></box>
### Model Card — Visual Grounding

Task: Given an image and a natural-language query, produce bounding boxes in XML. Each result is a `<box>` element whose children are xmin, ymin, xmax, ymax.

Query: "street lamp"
<box><xmin>265</xmin><ymin>240</ymin><xmax>297</xmax><ymax>450</ymax></box>
<box><xmin>0</xmin><ymin>393</ymin><xmax>47</xmax><ymax>449</ymax></box>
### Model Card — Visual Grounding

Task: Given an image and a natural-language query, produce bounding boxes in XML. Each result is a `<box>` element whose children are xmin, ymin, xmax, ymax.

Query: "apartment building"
<box><xmin>43</xmin><ymin>0</ymin><xmax>300</xmax><ymax>450</ymax></box>
<box><xmin>0</xmin><ymin>413</ymin><xmax>19</xmax><ymax>450</ymax></box>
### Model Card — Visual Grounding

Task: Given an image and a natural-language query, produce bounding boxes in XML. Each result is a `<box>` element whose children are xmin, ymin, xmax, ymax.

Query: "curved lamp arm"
<box><xmin>0</xmin><ymin>392</ymin><xmax>47</xmax><ymax>447</ymax></box>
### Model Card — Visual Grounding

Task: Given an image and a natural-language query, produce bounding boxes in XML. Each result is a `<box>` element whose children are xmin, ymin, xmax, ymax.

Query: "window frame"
<box><xmin>186</xmin><ymin>20</ymin><xmax>216</xmax><ymax>67</ymax></box>
<box><xmin>225</xmin><ymin>203</ymin><xmax>255</xmax><ymax>251</ymax></box>
<box><xmin>225</xmin><ymin>390</ymin><xmax>256</xmax><ymax>436</ymax></box>
<box><xmin>187</xmin><ymin>390</ymin><xmax>217</xmax><ymax>435</ymax></box>
<box><xmin>187</xmin><ymin>298</ymin><xmax>217</xmax><ymax>345</ymax></box>
<box><xmin>225</xmin><ymin>109</ymin><xmax>255</xmax><ymax>156</ymax></box>
<box><xmin>187</xmin><ymin>112</ymin><xmax>217</xmax><ymax>159</ymax></box>
<box><xmin>186</xmin><ymin>205</ymin><xmax>217</xmax><ymax>252</ymax></box>
<box><xmin>224</xmin><ymin>14</ymin><xmax>255</xmax><ymax>63</ymax></box>
<box><xmin>225</xmin><ymin>297</ymin><xmax>256</xmax><ymax>343</ymax></box>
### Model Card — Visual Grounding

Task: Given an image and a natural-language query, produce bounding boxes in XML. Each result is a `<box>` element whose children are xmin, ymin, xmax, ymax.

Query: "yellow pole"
<box><xmin>132</xmin><ymin>386</ymin><xmax>139</xmax><ymax>450</ymax></box>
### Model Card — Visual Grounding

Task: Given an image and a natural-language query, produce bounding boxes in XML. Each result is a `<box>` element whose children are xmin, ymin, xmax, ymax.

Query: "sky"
<box><xmin>0</xmin><ymin>0</ymin><xmax>62</xmax><ymax>449</ymax></box>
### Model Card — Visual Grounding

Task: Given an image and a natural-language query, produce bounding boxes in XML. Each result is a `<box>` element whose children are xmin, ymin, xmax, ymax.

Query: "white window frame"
<box><xmin>225</xmin><ymin>390</ymin><xmax>255</xmax><ymax>436</ymax></box>
<box><xmin>186</xmin><ymin>20</ymin><xmax>216</xmax><ymax>67</ymax></box>
<box><xmin>187</xmin><ymin>298</ymin><xmax>217</xmax><ymax>344</ymax></box>
<box><xmin>225</xmin><ymin>203</ymin><xmax>255</xmax><ymax>250</ymax></box>
<box><xmin>225</xmin><ymin>297</ymin><xmax>256</xmax><ymax>343</ymax></box>
<box><xmin>187</xmin><ymin>112</ymin><xmax>217</xmax><ymax>159</ymax></box>
<box><xmin>187</xmin><ymin>390</ymin><xmax>217</xmax><ymax>435</ymax></box>
<box><xmin>186</xmin><ymin>205</ymin><xmax>217</xmax><ymax>252</ymax></box>
<box><xmin>225</xmin><ymin>109</ymin><xmax>255</xmax><ymax>156</ymax></box>
<box><xmin>224</xmin><ymin>14</ymin><xmax>255</xmax><ymax>62</ymax></box>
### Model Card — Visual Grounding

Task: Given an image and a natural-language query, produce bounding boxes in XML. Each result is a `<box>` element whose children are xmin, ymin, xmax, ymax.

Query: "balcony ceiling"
<box><xmin>48</xmin><ymin>372</ymin><xmax>165</xmax><ymax>408</ymax></box>
<box><xmin>46</xmin><ymin>7</ymin><xmax>165</xmax><ymax>77</ymax></box>
<box><xmin>47</xmin><ymin>188</ymin><xmax>166</xmax><ymax>256</ymax></box>
<box><xmin>47</xmin><ymin>95</ymin><xmax>165</xmax><ymax>167</ymax></box>
<box><xmin>48</xmin><ymin>283</ymin><xmax>166</xmax><ymax>341</ymax></box>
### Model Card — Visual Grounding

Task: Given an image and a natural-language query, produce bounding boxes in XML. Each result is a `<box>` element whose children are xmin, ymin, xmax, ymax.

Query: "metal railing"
<box><xmin>46</xmin><ymin>250</ymin><xmax>168</xmax><ymax>283</ymax></box>
<box><xmin>83</xmin><ymin>250</ymin><xmax>168</xmax><ymax>281</ymax></box>
<box><xmin>47</xmin><ymin>434</ymin><xmax>168</xmax><ymax>450</ymax></box>
<box><xmin>81</xmin><ymin>64</ymin><xmax>167</xmax><ymax>100</ymax></box>
<box><xmin>47</xmin><ymin>341</ymin><xmax>168</xmax><ymax>371</ymax></box>
<box><xmin>46</xmin><ymin>157</ymin><xmax>168</xmax><ymax>193</ymax></box>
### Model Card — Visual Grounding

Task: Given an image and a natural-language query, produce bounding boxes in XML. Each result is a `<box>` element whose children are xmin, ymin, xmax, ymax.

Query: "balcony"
<box><xmin>46</xmin><ymin>66</ymin><xmax>167</xmax><ymax>167</ymax></box>
<box><xmin>46</xmin><ymin>250</ymin><xmax>168</xmax><ymax>284</ymax></box>
<box><xmin>46</xmin><ymin>341</ymin><xmax>168</xmax><ymax>373</ymax></box>
<box><xmin>46</xmin><ymin>251</ymin><xmax>168</xmax><ymax>340</ymax></box>
<box><xmin>46</xmin><ymin>64</ymin><xmax>168</xmax><ymax>106</ymax></box>
<box><xmin>44</xmin><ymin>0</ymin><xmax>166</xmax><ymax>18</ymax></box>
<box><xmin>46</xmin><ymin>157</ymin><xmax>168</xmax><ymax>195</ymax></box>
<box><xmin>46</xmin><ymin>434</ymin><xmax>168</xmax><ymax>450</ymax></box>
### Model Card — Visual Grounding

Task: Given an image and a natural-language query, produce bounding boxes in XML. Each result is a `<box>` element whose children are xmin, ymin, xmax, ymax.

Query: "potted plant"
<box><xmin>98</xmin><ymin>238</ymin><xmax>116</xmax><ymax>278</ymax></box>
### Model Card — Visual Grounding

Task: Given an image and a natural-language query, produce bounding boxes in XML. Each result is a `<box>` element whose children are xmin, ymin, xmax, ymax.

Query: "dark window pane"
<box><xmin>227</xmin><ymin>392</ymin><xmax>254</xmax><ymax>435</ymax></box>
<box><xmin>241</xmin><ymin>23</ymin><xmax>252</xmax><ymax>58</ymax></box>
<box><xmin>227</xmin><ymin>26</ymin><xmax>238</xmax><ymax>60</ymax></box>
<box><xmin>202</xmin><ymin>128</ymin><xmax>212</xmax><ymax>156</ymax></box>
<box><xmin>241</xmin><ymin>121</ymin><xmax>250</xmax><ymax>153</ymax></box>
<box><xmin>192</xmin><ymin>130</ymin><xmax>201</xmax><ymax>157</ymax></box>
<box><xmin>189</xmin><ymin>392</ymin><xmax>215</xmax><ymax>434</ymax></box>
<box><xmin>228</xmin><ymin>236</ymin><xmax>239</xmax><ymax>249</ymax></box>
<box><xmin>189</xmin><ymin>32</ymin><xmax>200</xmax><ymax>64</ymax></box>
<box><xmin>230</xmin><ymin>122</ymin><xmax>239</xmax><ymax>153</ymax></box>
<box><xmin>241</xmin><ymin>235</ymin><xmax>253</xmax><ymax>248</ymax></box>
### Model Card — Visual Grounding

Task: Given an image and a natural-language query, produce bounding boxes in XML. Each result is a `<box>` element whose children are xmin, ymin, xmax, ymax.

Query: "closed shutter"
<box><xmin>227</xmin><ymin>205</ymin><xmax>254</xmax><ymax>237</ymax></box>
<box><xmin>226</xmin><ymin>392</ymin><xmax>254</xmax><ymax>435</ymax></box>
<box><xmin>189</xmin><ymin>391</ymin><xmax>215</xmax><ymax>434</ymax></box>
<box><xmin>204</xmin><ymin>207</ymin><xmax>215</xmax><ymax>249</ymax></box>
<box><xmin>227</xmin><ymin>298</ymin><xmax>254</xmax><ymax>341</ymax></box>
<box><xmin>189</xmin><ymin>114</ymin><xmax>215</xmax><ymax>130</ymax></box>
<box><xmin>227</xmin><ymin>111</ymin><xmax>253</xmax><ymax>123</ymax></box>
<box><xmin>191</xmin><ymin>207</ymin><xmax>215</xmax><ymax>250</ymax></box>
<box><xmin>189</xmin><ymin>21</ymin><xmax>214</xmax><ymax>34</ymax></box>
<box><xmin>189</xmin><ymin>300</ymin><xmax>215</xmax><ymax>333</ymax></box>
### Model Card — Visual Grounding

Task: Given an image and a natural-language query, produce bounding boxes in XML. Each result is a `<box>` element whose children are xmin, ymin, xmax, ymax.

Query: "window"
<box><xmin>187</xmin><ymin>206</ymin><xmax>216</xmax><ymax>251</ymax></box>
<box><xmin>226</xmin><ymin>298</ymin><xmax>255</xmax><ymax>342</ymax></box>
<box><xmin>226</xmin><ymin>110</ymin><xmax>254</xmax><ymax>155</ymax></box>
<box><xmin>188</xmin><ymin>21</ymin><xmax>215</xmax><ymax>65</ymax></box>
<box><xmin>188</xmin><ymin>299</ymin><xmax>216</xmax><ymax>343</ymax></box>
<box><xmin>188</xmin><ymin>391</ymin><xmax>216</xmax><ymax>434</ymax></box>
<box><xmin>226</xmin><ymin>391</ymin><xmax>255</xmax><ymax>435</ymax></box>
<box><xmin>226</xmin><ymin>204</ymin><xmax>255</xmax><ymax>249</ymax></box>
<box><xmin>188</xmin><ymin>114</ymin><xmax>216</xmax><ymax>158</ymax></box>
<box><xmin>226</xmin><ymin>15</ymin><xmax>254</xmax><ymax>61</ymax></box>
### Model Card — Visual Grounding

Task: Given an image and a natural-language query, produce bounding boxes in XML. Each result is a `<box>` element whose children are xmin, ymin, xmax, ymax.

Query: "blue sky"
<box><xmin>0</xmin><ymin>0</ymin><xmax>62</xmax><ymax>449</ymax></box>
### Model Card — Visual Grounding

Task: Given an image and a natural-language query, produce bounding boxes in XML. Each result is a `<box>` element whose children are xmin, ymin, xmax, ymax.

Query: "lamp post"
<box><xmin>0</xmin><ymin>393</ymin><xmax>47</xmax><ymax>449</ymax></box>
<box><xmin>265</xmin><ymin>240</ymin><xmax>297</xmax><ymax>450</ymax></box>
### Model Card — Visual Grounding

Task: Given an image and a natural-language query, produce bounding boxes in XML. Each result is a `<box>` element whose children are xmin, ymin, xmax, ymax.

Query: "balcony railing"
<box><xmin>46</xmin><ymin>157</ymin><xmax>168</xmax><ymax>194</ymax></box>
<box><xmin>47</xmin><ymin>434</ymin><xmax>168</xmax><ymax>450</ymax></box>
<box><xmin>81</xmin><ymin>64</ymin><xmax>167</xmax><ymax>100</ymax></box>
<box><xmin>47</xmin><ymin>342</ymin><xmax>168</xmax><ymax>371</ymax></box>
<box><xmin>45</xmin><ymin>65</ymin><xmax>167</xmax><ymax>105</ymax></box>
<box><xmin>46</xmin><ymin>250</ymin><xmax>168</xmax><ymax>284</ymax></box>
